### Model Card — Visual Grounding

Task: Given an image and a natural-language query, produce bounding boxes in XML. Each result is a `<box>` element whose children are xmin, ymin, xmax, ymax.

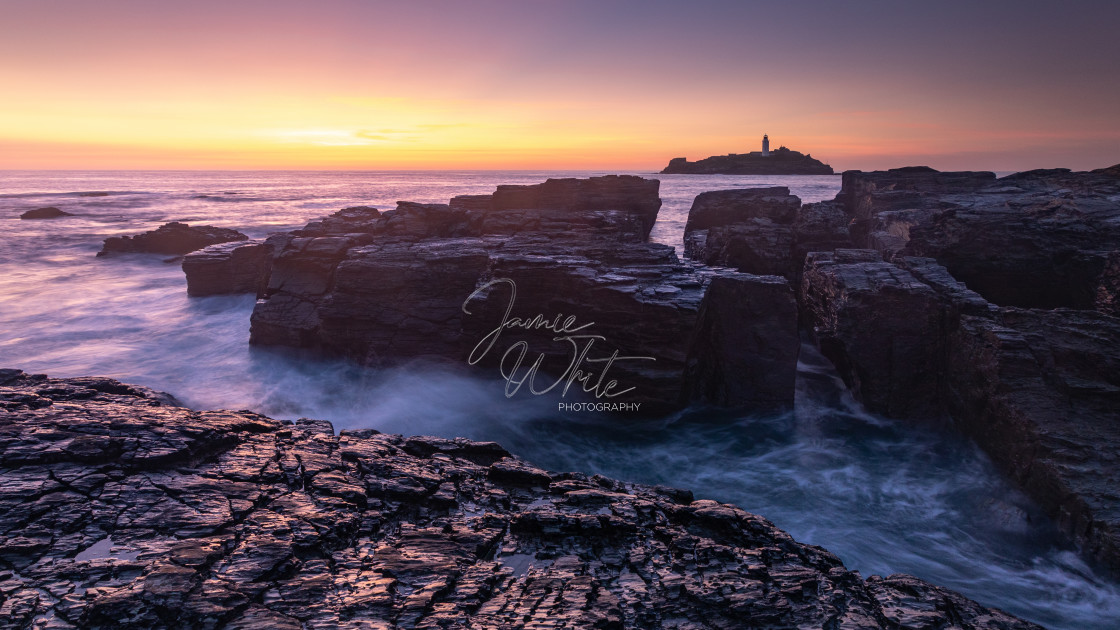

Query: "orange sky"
<box><xmin>2</xmin><ymin>1</ymin><xmax>1118</xmax><ymax>172</ymax></box>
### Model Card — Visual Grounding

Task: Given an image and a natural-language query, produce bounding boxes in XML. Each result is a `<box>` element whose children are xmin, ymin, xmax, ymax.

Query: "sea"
<box><xmin>1</xmin><ymin>170</ymin><xmax>1117</xmax><ymax>629</ymax></box>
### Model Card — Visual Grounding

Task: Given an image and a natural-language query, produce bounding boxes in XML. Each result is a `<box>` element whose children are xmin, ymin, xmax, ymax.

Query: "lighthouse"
<box><xmin>762</xmin><ymin>134</ymin><xmax>770</xmax><ymax>157</ymax></box>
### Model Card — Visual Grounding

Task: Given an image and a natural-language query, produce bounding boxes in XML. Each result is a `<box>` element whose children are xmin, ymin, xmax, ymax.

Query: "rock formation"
<box><xmin>175</xmin><ymin>166</ymin><xmax>1120</xmax><ymax>577</ymax></box>
<box><xmin>0</xmin><ymin>369</ymin><xmax>1042</xmax><ymax>629</ymax></box>
<box><xmin>682</xmin><ymin>166</ymin><xmax>1120</xmax><ymax>575</ymax></box>
<box><xmin>661</xmin><ymin>147</ymin><xmax>834</xmax><ymax>175</ymax></box>
<box><xmin>683</xmin><ymin>187</ymin><xmax>802</xmax><ymax>278</ymax></box>
<box><xmin>191</xmin><ymin>176</ymin><xmax>801</xmax><ymax>413</ymax></box>
<box><xmin>19</xmin><ymin>207</ymin><xmax>73</xmax><ymax>220</ymax></box>
<box><xmin>182</xmin><ymin>239</ymin><xmax>279</xmax><ymax>297</ymax></box>
<box><xmin>98</xmin><ymin>222</ymin><xmax>248</xmax><ymax>257</ymax></box>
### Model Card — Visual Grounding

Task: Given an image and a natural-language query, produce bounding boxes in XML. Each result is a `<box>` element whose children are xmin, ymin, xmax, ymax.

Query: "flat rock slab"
<box><xmin>0</xmin><ymin>369</ymin><xmax>1040</xmax><ymax>629</ymax></box>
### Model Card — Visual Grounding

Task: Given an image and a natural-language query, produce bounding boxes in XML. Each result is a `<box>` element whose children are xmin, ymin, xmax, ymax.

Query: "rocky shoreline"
<box><xmin>171</xmin><ymin>167</ymin><xmax>1120</xmax><ymax>579</ymax></box>
<box><xmin>685</xmin><ymin>166</ymin><xmax>1120</xmax><ymax>574</ymax></box>
<box><xmin>35</xmin><ymin>164</ymin><xmax>1118</xmax><ymax>625</ymax></box>
<box><xmin>0</xmin><ymin>369</ymin><xmax>1041</xmax><ymax>629</ymax></box>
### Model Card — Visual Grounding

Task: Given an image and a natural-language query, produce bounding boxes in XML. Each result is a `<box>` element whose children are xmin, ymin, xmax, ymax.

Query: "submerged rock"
<box><xmin>98</xmin><ymin>222</ymin><xmax>248</xmax><ymax>257</ymax></box>
<box><xmin>0</xmin><ymin>369</ymin><xmax>1042</xmax><ymax>629</ymax></box>
<box><xmin>19</xmin><ymin>206</ymin><xmax>73</xmax><ymax>219</ymax></box>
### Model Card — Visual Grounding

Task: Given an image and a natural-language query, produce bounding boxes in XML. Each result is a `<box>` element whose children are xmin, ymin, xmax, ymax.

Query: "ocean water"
<box><xmin>1</xmin><ymin>170</ymin><xmax>1117</xmax><ymax>629</ymax></box>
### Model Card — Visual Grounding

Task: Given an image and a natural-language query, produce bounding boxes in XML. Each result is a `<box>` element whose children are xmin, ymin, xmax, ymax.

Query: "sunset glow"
<box><xmin>2</xmin><ymin>0</ymin><xmax>1118</xmax><ymax>171</ymax></box>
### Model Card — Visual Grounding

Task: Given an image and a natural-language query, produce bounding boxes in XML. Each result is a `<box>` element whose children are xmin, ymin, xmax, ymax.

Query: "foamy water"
<box><xmin>1</xmin><ymin>170</ymin><xmax>1117</xmax><ymax>628</ymax></box>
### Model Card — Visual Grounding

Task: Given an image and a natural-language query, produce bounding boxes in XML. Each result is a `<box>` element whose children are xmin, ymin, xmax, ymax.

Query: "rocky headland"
<box><xmin>661</xmin><ymin>147</ymin><xmax>834</xmax><ymax>175</ymax></box>
<box><xmin>0</xmin><ymin>369</ymin><xmax>1041</xmax><ymax>629</ymax></box>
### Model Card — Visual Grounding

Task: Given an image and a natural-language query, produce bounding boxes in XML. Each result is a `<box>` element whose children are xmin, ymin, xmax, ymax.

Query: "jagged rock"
<box><xmin>837</xmin><ymin>167</ymin><xmax>997</xmax><ymax>250</ymax></box>
<box><xmin>0</xmin><ymin>370</ymin><xmax>1042</xmax><ymax>629</ymax></box>
<box><xmin>798</xmin><ymin>247</ymin><xmax>1120</xmax><ymax>574</ymax></box>
<box><xmin>835</xmin><ymin>167</ymin><xmax>1120</xmax><ymax>310</ymax></box>
<box><xmin>683</xmin><ymin>274</ymin><xmax>799</xmax><ymax>409</ymax></box>
<box><xmin>790</xmin><ymin>200</ymin><xmax>853</xmax><ymax>271</ymax></box>
<box><xmin>683</xmin><ymin>189</ymin><xmax>852</xmax><ymax>282</ymax></box>
<box><xmin>1097</xmin><ymin>251</ymin><xmax>1120</xmax><ymax>316</ymax></box>
<box><xmin>98</xmin><ymin>222</ymin><xmax>248</xmax><ymax>257</ymax></box>
<box><xmin>683</xmin><ymin>187</ymin><xmax>801</xmax><ymax>233</ymax></box>
<box><xmin>947</xmin><ymin>308</ymin><xmax>1120</xmax><ymax>574</ymax></box>
<box><xmin>480</xmin><ymin>175</ymin><xmax>662</xmax><ymax>240</ymax></box>
<box><xmin>799</xmin><ymin>249</ymin><xmax>947</xmax><ymax>419</ymax></box>
<box><xmin>683</xmin><ymin>188</ymin><xmax>799</xmax><ymax>277</ymax></box>
<box><xmin>249</xmin><ymin>176</ymin><xmax>799</xmax><ymax>412</ymax></box>
<box><xmin>20</xmin><ymin>207</ymin><xmax>73</xmax><ymax>219</ymax></box>
<box><xmin>181</xmin><ymin>239</ymin><xmax>277</xmax><ymax>297</ymax></box>
<box><xmin>661</xmin><ymin>146</ymin><xmax>834</xmax><ymax>175</ymax></box>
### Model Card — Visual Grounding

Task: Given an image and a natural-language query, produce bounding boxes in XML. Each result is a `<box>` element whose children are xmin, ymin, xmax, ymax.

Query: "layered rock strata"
<box><xmin>194</xmin><ymin>176</ymin><xmax>800</xmax><ymax>412</ymax></box>
<box><xmin>0</xmin><ymin>369</ymin><xmax>1041</xmax><ymax>629</ymax></box>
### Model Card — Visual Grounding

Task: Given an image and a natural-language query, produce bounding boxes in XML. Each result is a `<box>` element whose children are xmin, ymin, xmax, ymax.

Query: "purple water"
<box><xmin>1</xmin><ymin>170</ymin><xmax>1116</xmax><ymax>628</ymax></box>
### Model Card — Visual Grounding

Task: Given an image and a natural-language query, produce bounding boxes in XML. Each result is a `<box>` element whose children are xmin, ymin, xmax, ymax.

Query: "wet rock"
<box><xmin>798</xmin><ymin>247</ymin><xmax>1120</xmax><ymax>574</ymax></box>
<box><xmin>98</xmin><ymin>222</ymin><xmax>248</xmax><ymax>257</ymax></box>
<box><xmin>836</xmin><ymin>166</ymin><xmax>1120</xmax><ymax>311</ymax></box>
<box><xmin>20</xmin><ymin>207</ymin><xmax>73</xmax><ymax>220</ymax></box>
<box><xmin>947</xmin><ymin>309</ymin><xmax>1120</xmax><ymax>574</ymax></box>
<box><xmin>800</xmin><ymin>249</ymin><xmax>946</xmax><ymax>419</ymax></box>
<box><xmin>684</xmin><ymin>274</ymin><xmax>799</xmax><ymax>409</ymax></box>
<box><xmin>0</xmin><ymin>370</ymin><xmax>1042</xmax><ymax>629</ymax></box>
<box><xmin>683</xmin><ymin>189</ymin><xmax>853</xmax><ymax>282</ymax></box>
<box><xmin>249</xmin><ymin>176</ymin><xmax>797</xmax><ymax>412</ymax></box>
<box><xmin>181</xmin><ymin>239</ymin><xmax>276</xmax><ymax>297</ymax></box>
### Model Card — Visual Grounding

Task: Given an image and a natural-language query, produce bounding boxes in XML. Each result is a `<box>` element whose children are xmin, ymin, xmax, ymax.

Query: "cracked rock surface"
<box><xmin>0</xmin><ymin>369</ymin><xmax>1040</xmax><ymax>629</ymax></box>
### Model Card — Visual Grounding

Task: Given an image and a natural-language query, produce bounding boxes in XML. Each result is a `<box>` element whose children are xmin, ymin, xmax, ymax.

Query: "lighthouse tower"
<box><xmin>762</xmin><ymin>134</ymin><xmax>770</xmax><ymax>157</ymax></box>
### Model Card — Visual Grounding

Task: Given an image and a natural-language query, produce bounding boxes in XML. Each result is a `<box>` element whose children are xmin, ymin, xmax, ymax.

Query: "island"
<box><xmin>661</xmin><ymin>134</ymin><xmax>835</xmax><ymax>175</ymax></box>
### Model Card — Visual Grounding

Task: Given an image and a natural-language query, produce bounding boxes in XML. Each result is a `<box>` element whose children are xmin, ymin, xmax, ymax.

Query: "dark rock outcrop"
<box><xmin>661</xmin><ymin>147</ymin><xmax>834</xmax><ymax>175</ymax></box>
<box><xmin>798</xmin><ymin>248</ymin><xmax>1120</xmax><ymax>574</ymax></box>
<box><xmin>839</xmin><ymin>167</ymin><xmax>1120</xmax><ymax>310</ymax></box>
<box><xmin>0</xmin><ymin>369</ymin><xmax>1042</xmax><ymax>629</ymax></box>
<box><xmin>684</xmin><ymin>275</ymin><xmax>799</xmax><ymax>408</ymax></box>
<box><xmin>683</xmin><ymin>187</ymin><xmax>801</xmax><ymax>278</ymax></box>
<box><xmin>246</xmin><ymin>176</ymin><xmax>799</xmax><ymax>413</ymax></box>
<box><xmin>19</xmin><ymin>207</ymin><xmax>73</xmax><ymax>220</ymax></box>
<box><xmin>98</xmin><ymin>222</ymin><xmax>248</xmax><ymax>257</ymax></box>
<box><xmin>800</xmin><ymin>250</ymin><xmax>948</xmax><ymax>419</ymax></box>
<box><xmin>947</xmin><ymin>308</ymin><xmax>1120</xmax><ymax>575</ymax></box>
<box><xmin>683</xmin><ymin>188</ymin><xmax>852</xmax><ymax>283</ymax></box>
<box><xmin>182</xmin><ymin>239</ymin><xmax>278</xmax><ymax>297</ymax></box>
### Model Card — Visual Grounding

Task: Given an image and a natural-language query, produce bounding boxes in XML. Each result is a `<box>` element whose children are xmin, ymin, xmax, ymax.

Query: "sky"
<box><xmin>1</xmin><ymin>0</ymin><xmax>1118</xmax><ymax>171</ymax></box>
